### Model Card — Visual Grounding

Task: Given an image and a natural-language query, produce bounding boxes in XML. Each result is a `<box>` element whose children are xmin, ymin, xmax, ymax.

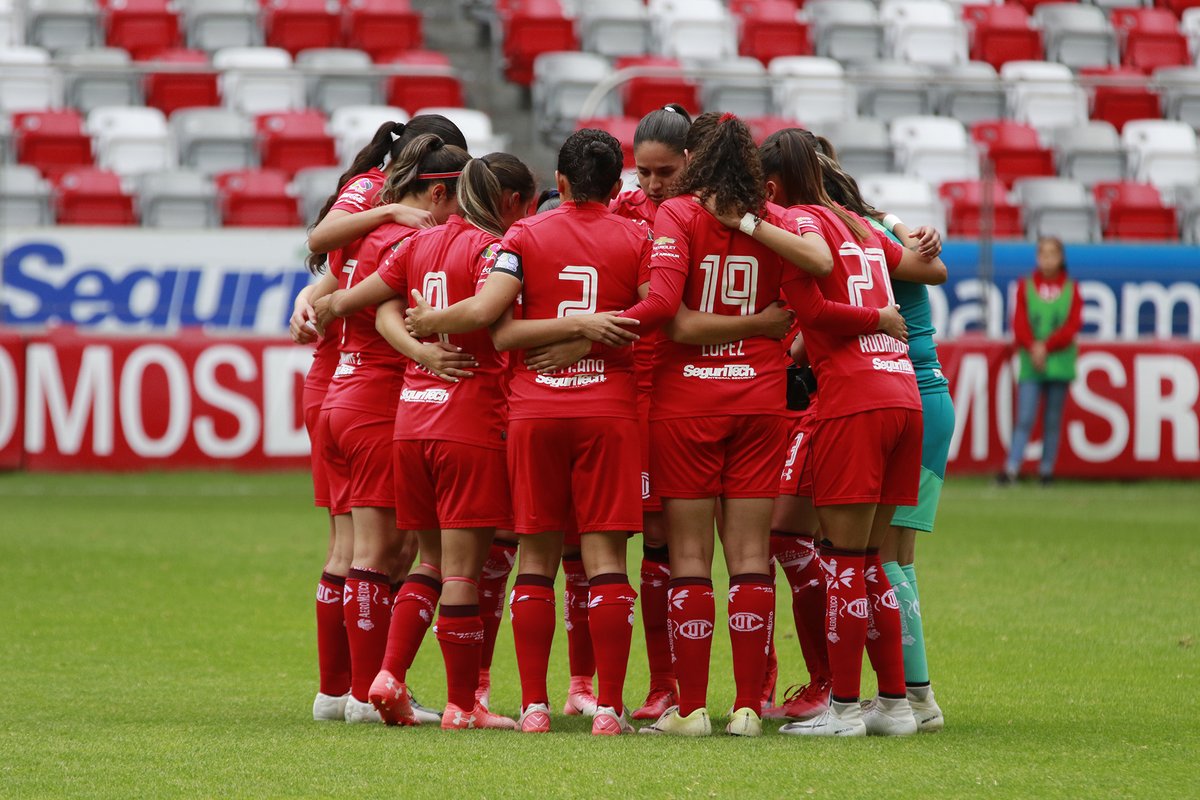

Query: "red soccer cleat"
<box><xmin>368</xmin><ymin>669</ymin><xmax>419</xmax><ymax>726</ymax></box>
<box><xmin>632</xmin><ymin>685</ymin><xmax>677</xmax><ymax>721</ymax></box>
<box><xmin>764</xmin><ymin>678</ymin><xmax>832</xmax><ymax>721</ymax></box>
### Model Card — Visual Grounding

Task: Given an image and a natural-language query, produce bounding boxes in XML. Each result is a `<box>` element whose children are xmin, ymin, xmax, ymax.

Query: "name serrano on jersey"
<box><xmin>682</xmin><ymin>364</ymin><xmax>758</xmax><ymax>380</ymax></box>
<box><xmin>401</xmin><ymin>388</ymin><xmax>450</xmax><ymax>404</ymax></box>
<box><xmin>535</xmin><ymin>358</ymin><xmax>607</xmax><ymax>388</ymax></box>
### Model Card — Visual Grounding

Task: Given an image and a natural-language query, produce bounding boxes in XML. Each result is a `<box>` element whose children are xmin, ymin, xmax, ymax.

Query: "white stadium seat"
<box><xmin>857</xmin><ymin>172</ymin><xmax>946</xmax><ymax>231</ymax></box>
<box><xmin>0</xmin><ymin>46</ymin><xmax>62</xmax><ymax>112</ymax></box>
<box><xmin>879</xmin><ymin>0</ymin><xmax>969</xmax><ymax>66</ymax></box>
<box><xmin>1000</xmin><ymin>61</ymin><xmax>1088</xmax><ymax>137</ymax></box>
<box><xmin>1122</xmin><ymin>119</ymin><xmax>1200</xmax><ymax>192</ymax></box>
<box><xmin>769</xmin><ymin>56</ymin><xmax>854</xmax><ymax>126</ymax></box>
<box><xmin>1013</xmin><ymin>176</ymin><xmax>1099</xmax><ymax>241</ymax></box>
<box><xmin>64</xmin><ymin>48</ymin><xmax>142</xmax><ymax>114</ymax></box>
<box><xmin>213</xmin><ymin>46</ymin><xmax>304</xmax><ymax>115</ymax></box>
<box><xmin>413</xmin><ymin>106</ymin><xmax>507</xmax><ymax>156</ymax></box>
<box><xmin>329</xmin><ymin>105</ymin><xmax>409</xmax><ymax>167</ymax></box>
<box><xmin>533</xmin><ymin>51</ymin><xmax>618</xmax><ymax>144</ymax></box>
<box><xmin>87</xmin><ymin>105</ymin><xmax>173</xmax><ymax>176</ymax></box>
<box><xmin>890</xmin><ymin>115</ymin><xmax>980</xmax><ymax>184</ymax></box>
<box><xmin>171</xmin><ymin>107</ymin><xmax>258</xmax><ymax>175</ymax></box>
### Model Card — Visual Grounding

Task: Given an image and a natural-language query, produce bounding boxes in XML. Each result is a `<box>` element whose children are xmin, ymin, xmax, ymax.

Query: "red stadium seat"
<box><xmin>1084</xmin><ymin>67</ymin><xmax>1161</xmax><ymax>133</ymax></box>
<box><xmin>345</xmin><ymin>0</ymin><xmax>422</xmax><ymax>61</ymax></box>
<box><xmin>1012</xmin><ymin>0</ymin><xmax>1062</xmax><ymax>13</ymax></box>
<box><xmin>576</xmin><ymin>116</ymin><xmax>638</xmax><ymax>169</ymax></box>
<box><xmin>215</xmin><ymin>169</ymin><xmax>300</xmax><ymax>226</ymax></box>
<box><xmin>502</xmin><ymin>0</ymin><xmax>578</xmax><ymax>87</ymax></box>
<box><xmin>256</xmin><ymin>111</ymin><xmax>337</xmax><ymax>176</ymax></box>
<box><xmin>1093</xmin><ymin>180</ymin><xmax>1178</xmax><ymax>239</ymax></box>
<box><xmin>13</xmin><ymin>110</ymin><xmax>94</xmax><ymax>181</ymax></box>
<box><xmin>971</xmin><ymin>120</ymin><xmax>1055</xmax><ymax>188</ymax></box>
<box><xmin>745</xmin><ymin>115</ymin><xmax>802</xmax><ymax>144</ymax></box>
<box><xmin>1111</xmin><ymin>8</ymin><xmax>1190</xmax><ymax>73</ymax></box>
<box><xmin>144</xmin><ymin>50</ymin><xmax>220</xmax><ymax>115</ymax></box>
<box><xmin>939</xmin><ymin>179</ymin><xmax>1022</xmax><ymax>237</ymax></box>
<box><xmin>1156</xmin><ymin>0</ymin><xmax>1200</xmax><ymax>18</ymax></box>
<box><xmin>263</xmin><ymin>0</ymin><xmax>342</xmax><ymax>56</ymax></box>
<box><xmin>962</xmin><ymin>4</ymin><xmax>1043</xmax><ymax>69</ymax></box>
<box><xmin>104</xmin><ymin>0</ymin><xmax>181</xmax><ymax>60</ymax></box>
<box><xmin>54</xmin><ymin>168</ymin><xmax>136</xmax><ymax>225</ymax></box>
<box><xmin>614</xmin><ymin>56</ymin><xmax>700</xmax><ymax>119</ymax></box>
<box><xmin>383</xmin><ymin>51</ymin><xmax>464</xmax><ymax>111</ymax></box>
<box><xmin>736</xmin><ymin>1</ymin><xmax>812</xmax><ymax>65</ymax></box>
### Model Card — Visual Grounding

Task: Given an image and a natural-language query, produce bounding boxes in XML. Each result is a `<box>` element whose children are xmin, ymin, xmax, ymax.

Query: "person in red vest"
<box><xmin>1001</xmin><ymin>236</ymin><xmax>1083</xmax><ymax>486</ymax></box>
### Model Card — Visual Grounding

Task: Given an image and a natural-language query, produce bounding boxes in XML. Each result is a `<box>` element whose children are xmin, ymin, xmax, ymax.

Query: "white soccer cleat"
<box><xmin>725</xmin><ymin>707</ymin><xmax>763</xmax><ymax>737</ymax></box>
<box><xmin>638</xmin><ymin>705</ymin><xmax>712</xmax><ymax>737</ymax></box>
<box><xmin>312</xmin><ymin>692</ymin><xmax>349</xmax><ymax>721</ymax></box>
<box><xmin>860</xmin><ymin>695</ymin><xmax>918</xmax><ymax>736</ymax></box>
<box><xmin>408</xmin><ymin>687</ymin><xmax>444</xmax><ymax>725</ymax></box>
<box><xmin>591</xmin><ymin>705</ymin><xmax>634</xmax><ymax>736</ymax></box>
<box><xmin>344</xmin><ymin>695</ymin><xmax>382</xmax><ymax>724</ymax></box>
<box><xmin>779</xmin><ymin>699</ymin><xmax>866</xmax><ymax>737</ymax></box>
<box><xmin>907</xmin><ymin>686</ymin><xmax>944</xmax><ymax>733</ymax></box>
<box><xmin>518</xmin><ymin>702</ymin><xmax>552</xmax><ymax>733</ymax></box>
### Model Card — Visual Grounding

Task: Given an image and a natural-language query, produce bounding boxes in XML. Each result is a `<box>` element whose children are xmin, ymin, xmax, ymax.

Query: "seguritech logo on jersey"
<box><xmin>401</xmin><ymin>388</ymin><xmax>450</xmax><ymax>404</ymax></box>
<box><xmin>682</xmin><ymin>364</ymin><xmax>757</xmax><ymax>380</ymax></box>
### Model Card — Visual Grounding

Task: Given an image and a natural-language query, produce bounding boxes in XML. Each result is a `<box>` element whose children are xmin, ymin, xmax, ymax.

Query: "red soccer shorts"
<box><xmin>304</xmin><ymin>385</ymin><xmax>332</xmax><ymax>510</ymax></box>
<box><xmin>322</xmin><ymin>407</ymin><xmax>394</xmax><ymax>510</ymax></box>
<box><xmin>507</xmin><ymin>417</ymin><xmax>642</xmax><ymax>535</ymax></box>
<box><xmin>392</xmin><ymin>440</ymin><xmax>513</xmax><ymax>530</ymax></box>
<box><xmin>638</xmin><ymin>390</ymin><xmax>663</xmax><ymax>514</ymax></box>
<box><xmin>650</xmin><ymin>414</ymin><xmax>789</xmax><ymax>499</ymax></box>
<box><xmin>778</xmin><ymin>409</ymin><xmax>817</xmax><ymax>499</ymax></box>
<box><xmin>807</xmin><ymin>407</ymin><xmax>923</xmax><ymax>507</ymax></box>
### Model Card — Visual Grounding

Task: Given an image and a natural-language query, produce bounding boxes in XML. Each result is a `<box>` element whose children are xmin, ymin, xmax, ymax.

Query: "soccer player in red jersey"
<box><xmin>317</xmin><ymin>153</ymin><xmax>537</xmax><ymax>729</ymax></box>
<box><xmin>311</xmin><ymin>134</ymin><xmax>469</xmax><ymax>724</ymax></box>
<box><xmin>618</xmin><ymin>113</ymin><xmax>898</xmax><ymax>737</ymax></box>
<box><xmin>738</xmin><ymin>128</ymin><xmax>947</xmax><ymax>737</ymax></box>
<box><xmin>405</xmin><ymin>130</ymin><xmax>651</xmax><ymax>735</ymax></box>
<box><xmin>290</xmin><ymin>115</ymin><xmax>468</xmax><ymax>722</ymax></box>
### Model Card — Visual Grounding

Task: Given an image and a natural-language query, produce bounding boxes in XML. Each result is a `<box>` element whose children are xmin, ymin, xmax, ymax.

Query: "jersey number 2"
<box><xmin>556</xmin><ymin>265</ymin><xmax>598</xmax><ymax>317</ymax></box>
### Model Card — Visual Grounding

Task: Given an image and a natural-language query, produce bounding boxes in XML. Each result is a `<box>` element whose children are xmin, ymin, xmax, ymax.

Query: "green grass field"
<box><xmin>0</xmin><ymin>473</ymin><xmax>1196</xmax><ymax>799</ymax></box>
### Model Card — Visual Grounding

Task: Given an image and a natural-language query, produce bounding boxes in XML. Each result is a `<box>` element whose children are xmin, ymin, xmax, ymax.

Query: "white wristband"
<box><xmin>739</xmin><ymin>212</ymin><xmax>760</xmax><ymax>235</ymax></box>
<box><xmin>881</xmin><ymin>213</ymin><xmax>903</xmax><ymax>232</ymax></box>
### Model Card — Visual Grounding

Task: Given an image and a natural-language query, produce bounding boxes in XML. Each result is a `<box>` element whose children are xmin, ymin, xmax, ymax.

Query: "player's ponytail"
<box><xmin>557</xmin><ymin>129</ymin><xmax>623</xmax><ymax>204</ymax></box>
<box><xmin>381</xmin><ymin>133</ymin><xmax>470</xmax><ymax>205</ymax></box>
<box><xmin>762</xmin><ymin>128</ymin><xmax>868</xmax><ymax>242</ymax></box>
<box><xmin>459</xmin><ymin>153</ymin><xmax>535</xmax><ymax>237</ymax></box>
<box><xmin>674</xmin><ymin>111</ymin><xmax>765</xmax><ymax>218</ymax></box>
<box><xmin>634</xmin><ymin>103</ymin><xmax>692</xmax><ymax>154</ymax></box>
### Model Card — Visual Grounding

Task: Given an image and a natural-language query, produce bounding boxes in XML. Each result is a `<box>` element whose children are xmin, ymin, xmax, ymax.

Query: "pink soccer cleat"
<box><xmin>368</xmin><ymin>669</ymin><xmax>418</xmax><ymax>726</ymax></box>
<box><xmin>441</xmin><ymin>702</ymin><xmax>517</xmax><ymax>730</ymax></box>
<box><xmin>591</xmin><ymin>705</ymin><xmax>634</xmax><ymax>736</ymax></box>
<box><xmin>562</xmin><ymin>676</ymin><xmax>598</xmax><ymax>716</ymax></box>
<box><xmin>518</xmin><ymin>702</ymin><xmax>552</xmax><ymax>733</ymax></box>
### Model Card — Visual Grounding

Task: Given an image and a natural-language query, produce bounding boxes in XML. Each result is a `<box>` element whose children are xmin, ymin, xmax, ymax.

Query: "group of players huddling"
<box><xmin>290</xmin><ymin>102</ymin><xmax>953</xmax><ymax>738</ymax></box>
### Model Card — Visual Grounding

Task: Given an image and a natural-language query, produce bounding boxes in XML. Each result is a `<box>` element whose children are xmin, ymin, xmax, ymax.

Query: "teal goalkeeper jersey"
<box><xmin>868</xmin><ymin>218</ymin><xmax>948</xmax><ymax>395</ymax></box>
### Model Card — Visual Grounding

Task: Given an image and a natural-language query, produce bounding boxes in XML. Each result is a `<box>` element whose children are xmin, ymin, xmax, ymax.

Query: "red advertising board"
<box><xmin>0</xmin><ymin>331</ymin><xmax>24</xmax><ymax>469</ymax></box>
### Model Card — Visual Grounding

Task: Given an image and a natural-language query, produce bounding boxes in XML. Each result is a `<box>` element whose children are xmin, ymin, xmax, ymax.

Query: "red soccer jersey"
<box><xmin>493</xmin><ymin>201</ymin><xmax>650</xmax><ymax>421</ymax></box>
<box><xmin>791</xmin><ymin>204</ymin><xmax>920</xmax><ymax>419</ymax></box>
<box><xmin>304</xmin><ymin>319</ymin><xmax>343</xmax><ymax>393</ymax></box>
<box><xmin>330</xmin><ymin>168</ymin><xmax>386</xmax><ymax>214</ymax></box>
<box><xmin>322</xmin><ymin>222</ymin><xmax>419</xmax><ymax>415</ymax></box>
<box><xmin>610</xmin><ymin>188</ymin><xmax>657</xmax><ymax>224</ymax></box>
<box><xmin>610</xmin><ymin>188</ymin><xmax>660</xmax><ymax>398</ymax></box>
<box><xmin>377</xmin><ymin>216</ymin><xmax>508</xmax><ymax>450</ymax></box>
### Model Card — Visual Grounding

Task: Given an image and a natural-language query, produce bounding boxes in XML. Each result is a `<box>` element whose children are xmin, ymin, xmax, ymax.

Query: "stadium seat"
<box><xmin>296</xmin><ymin>48</ymin><xmax>381</xmax><ymax>114</ymax></box>
<box><xmin>171</xmin><ymin>107</ymin><xmax>258</xmax><ymax>175</ymax></box>
<box><xmin>1122</xmin><ymin>118</ymin><xmax>1200</xmax><ymax>190</ymax></box>
<box><xmin>971</xmin><ymin>120</ymin><xmax>1055</xmax><ymax>188</ymax></box>
<box><xmin>13</xmin><ymin>109</ymin><xmax>93</xmax><ymax>180</ymax></box>
<box><xmin>654</xmin><ymin>1</ymin><xmax>738</xmax><ymax>62</ymax></box>
<box><xmin>1012</xmin><ymin>176</ymin><xmax>1099</xmax><ymax>241</ymax></box>
<box><xmin>65</xmin><ymin>47</ymin><xmax>143</xmax><ymax>114</ymax></box>
<box><xmin>768</xmin><ymin>56</ymin><xmax>853</xmax><ymax>126</ymax></box>
<box><xmin>215</xmin><ymin>167</ymin><xmax>299</xmax><ymax>225</ymax></box>
<box><xmin>1000</xmin><ymin>60</ymin><xmax>1088</xmax><ymax>135</ymax></box>
<box><xmin>0</xmin><ymin>0</ymin><xmax>18</xmax><ymax>47</ymax></box>
<box><xmin>54</xmin><ymin>166</ymin><xmax>137</xmax><ymax>224</ymax></box>
<box><xmin>575</xmin><ymin>116</ymin><xmax>637</xmax><ymax>169</ymax></box>
<box><xmin>849</xmin><ymin>61</ymin><xmax>933</xmax><ymax>124</ymax></box>
<box><xmin>184</xmin><ymin>0</ymin><xmax>261</xmax><ymax>52</ymax></box>
<box><xmin>579</xmin><ymin>1</ymin><xmax>651</xmax><ymax>59</ymax></box>
<box><xmin>0</xmin><ymin>113</ymin><xmax>10</xmax><ymax>163</ymax></box>
<box><xmin>1083</xmin><ymin>67</ymin><xmax>1160</xmax><ymax>134</ymax></box>
<box><xmin>1033</xmin><ymin>3</ymin><xmax>1116</xmax><ymax>70</ymax></box>
<box><xmin>735</xmin><ymin>0</ymin><xmax>811</xmax><ymax>65</ymax></box>
<box><xmin>1174</xmin><ymin>183</ymin><xmax>1200</xmax><ymax>244</ymax></box>
<box><xmin>1153</xmin><ymin>67</ymin><xmax>1200</xmax><ymax>130</ymax></box>
<box><xmin>857</xmin><ymin>172</ymin><xmax>946</xmax><ymax>231</ymax></box>
<box><xmin>962</xmin><ymin>3</ymin><xmax>1043</xmax><ymax>69</ymax></box>
<box><xmin>615</xmin><ymin>56</ymin><xmax>700</xmax><ymax>119</ymax></box>
<box><xmin>87</xmin><ymin>105</ymin><xmax>172</xmax><ymax>176</ymax></box>
<box><xmin>0</xmin><ymin>163</ymin><xmax>55</xmax><ymax>225</ymax></box>
<box><xmin>699</xmin><ymin>57</ymin><xmax>773</xmax><ymax>119</ymax></box>
<box><xmin>0</xmin><ymin>46</ymin><xmax>64</xmax><ymax>112</ymax></box>
<box><xmin>1053</xmin><ymin>121</ymin><xmax>1127</xmax><ymax>186</ymax></box>
<box><xmin>744</xmin><ymin>114</ymin><xmax>802</xmax><ymax>145</ymax></box>
<box><xmin>328</xmin><ymin>104</ymin><xmax>407</xmax><ymax>166</ymax></box>
<box><xmin>344</xmin><ymin>0</ymin><xmax>422</xmax><ymax>61</ymax></box>
<box><xmin>1110</xmin><ymin>7</ymin><xmax>1190</xmax><ymax>73</ymax></box>
<box><xmin>413</xmin><ymin>106</ymin><xmax>506</xmax><ymax>155</ymax></box>
<box><xmin>27</xmin><ymin>0</ymin><xmax>101</xmax><ymax>52</ymax></box>
<box><xmin>137</xmin><ymin>169</ymin><xmax>220</xmax><ymax>227</ymax></box>
<box><xmin>1182</xmin><ymin>8</ymin><xmax>1200</xmax><ymax>62</ymax></box>
<box><xmin>382</xmin><ymin>51</ymin><xmax>464</xmax><ymax>112</ymax></box>
<box><xmin>104</xmin><ymin>0</ymin><xmax>181</xmax><ymax>60</ymax></box>
<box><xmin>938</xmin><ymin>179</ymin><xmax>1023</xmax><ymax>237</ymax></box>
<box><xmin>144</xmin><ymin>49</ymin><xmax>220</xmax><ymax>115</ymax></box>
<box><xmin>878</xmin><ymin>0</ymin><xmax>969</xmax><ymax>66</ymax></box>
<box><xmin>813</xmin><ymin>117</ymin><xmax>894</xmax><ymax>176</ymax></box>
<box><xmin>213</xmin><ymin>46</ymin><xmax>305</xmax><ymax>114</ymax></box>
<box><xmin>890</xmin><ymin>115</ymin><xmax>980</xmax><ymax>184</ymax></box>
<box><xmin>292</xmin><ymin>163</ymin><xmax>342</xmax><ymax>223</ymax></box>
<box><xmin>807</xmin><ymin>0</ymin><xmax>884</xmax><ymax>63</ymax></box>
<box><xmin>533</xmin><ymin>51</ymin><xmax>618</xmax><ymax>144</ymax></box>
<box><xmin>263</xmin><ymin>0</ymin><xmax>340</xmax><ymax>55</ymax></box>
<box><xmin>933</xmin><ymin>61</ymin><xmax>1006</xmax><ymax>126</ymax></box>
<box><xmin>256</xmin><ymin>110</ymin><xmax>337</xmax><ymax>176</ymax></box>
<box><xmin>502</xmin><ymin>0</ymin><xmax>577</xmax><ymax>87</ymax></box>
<box><xmin>1093</xmin><ymin>180</ymin><xmax>1178</xmax><ymax>240</ymax></box>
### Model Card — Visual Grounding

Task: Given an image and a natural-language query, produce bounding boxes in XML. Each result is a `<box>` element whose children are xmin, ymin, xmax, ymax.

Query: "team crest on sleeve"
<box><xmin>481</xmin><ymin>243</ymin><xmax>501</xmax><ymax>263</ymax></box>
<box><xmin>346</xmin><ymin>177</ymin><xmax>374</xmax><ymax>193</ymax></box>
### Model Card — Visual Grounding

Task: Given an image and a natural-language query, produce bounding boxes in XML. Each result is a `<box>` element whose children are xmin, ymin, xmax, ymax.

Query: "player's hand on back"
<box><xmin>387</xmin><ymin>203</ymin><xmax>436</xmax><ymax>229</ymax></box>
<box><xmin>289</xmin><ymin>299</ymin><xmax>318</xmax><ymax>344</ymax></box>
<box><xmin>573</xmin><ymin>312</ymin><xmax>640</xmax><ymax>347</ymax></box>
<box><xmin>910</xmin><ymin>226</ymin><xmax>942</xmax><ymax>260</ymax></box>
<box><xmin>877</xmin><ymin>304</ymin><xmax>908</xmax><ymax>343</ymax></box>
<box><xmin>756</xmin><ymin>301</ymin><xmax>796</xmax><ymax>340</ymax></box>
<box><xmin>312</xmin><ymin>294</ymin><xmax>335</xmax><ymax>336</ymax></box>
<box><xmin>524</xmin><ymin>338</ymin><xmax>593</xmax><ymax>374</ymax></box>
<box><xmin>699</xmin><ymin>193</ymin><xmax>743</xmax><ymax>229</ymax></box>
<box><xmin>417</xmin><ymin>341</ymin><xmax>477</xmax><ymax>383</ymax></box>
<box><xmin>405</xmin><ymin>290</ymin><xmax>438</xmax><ymax>337</ymax></box>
